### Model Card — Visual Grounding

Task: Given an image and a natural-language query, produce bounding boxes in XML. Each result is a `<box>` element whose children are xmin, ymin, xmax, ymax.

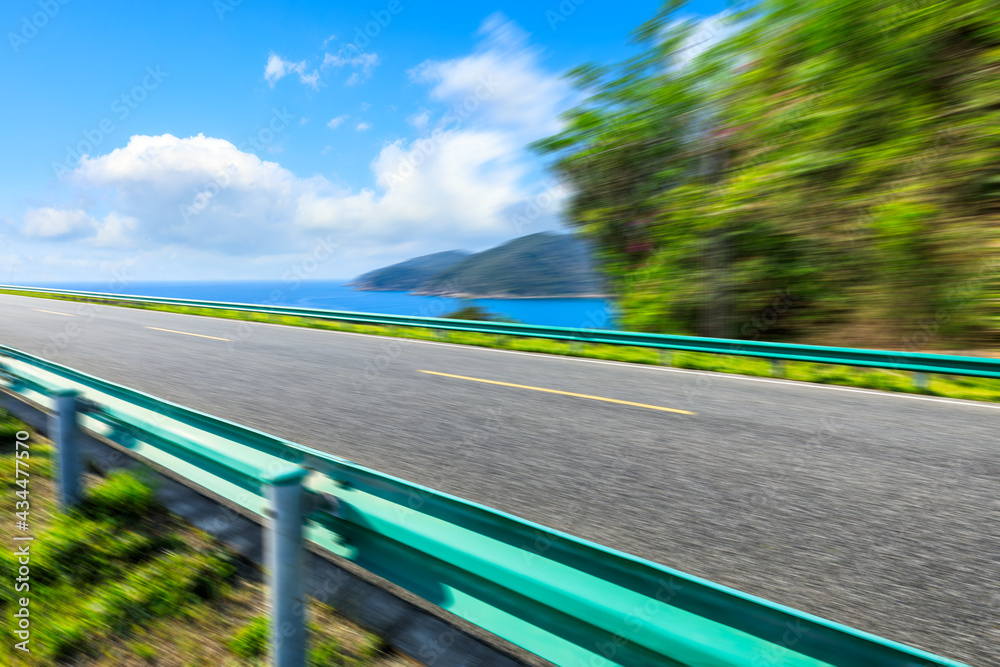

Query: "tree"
<box><xmin>535</xmin><ymin>0</ymin><xmax>1000</xmax><ymax>346</ymax></box>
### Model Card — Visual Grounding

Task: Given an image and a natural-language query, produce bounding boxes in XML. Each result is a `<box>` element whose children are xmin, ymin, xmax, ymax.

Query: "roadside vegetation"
<box><xmin>3</xmin><ymin>288</ymin><xmax>999</xmax><ymax>404</ymax></box>
<box><xmin>0</xmin><ymin>409</ymin><xmax>405</xmax><ymax>666</ymax></box>
<box><xmin>533</xmin><ymin>0</ymin><xmax>1000</xmax><ymax>346</ymax></box>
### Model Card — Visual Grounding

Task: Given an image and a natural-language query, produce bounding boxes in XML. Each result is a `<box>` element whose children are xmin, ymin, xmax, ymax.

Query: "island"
<box><xmin>350</xmin><ymin>233</ymin><xmax>607</xmax><ymax>298</ymax></box>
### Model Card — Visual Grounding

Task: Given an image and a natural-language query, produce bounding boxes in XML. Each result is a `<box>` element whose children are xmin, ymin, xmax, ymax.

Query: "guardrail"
<box><xmin>2</xmin><ymin>284</ymin><xmax>999</xmax><ymax>384</ymax></box>
<box><xmin>0</xmin><ymin>341</ymin><xmax>970</xmax><ymax>666</ymax></box>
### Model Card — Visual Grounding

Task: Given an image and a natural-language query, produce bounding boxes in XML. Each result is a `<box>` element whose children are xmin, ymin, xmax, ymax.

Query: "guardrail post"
<box><xmin>263</xmin><ymin>466</ymin><xmax>310</xmax><ymax>667</ymax></box>
<box><xmin>659</xmin><ymin>349</ymin><xmax>673</xmax><ymax>366</ymax></box>
<box><xmin>913</xmin><ymin>372</ymin><xmax>929</xmax><ymax>390</ymax></box>
<box><xmin>50</xmin><ymin>389</ymin><xmax>83</xmax><ymax>508</ymax></box>
<box><xmin>770</xmin><ymin>359</ymin><xmax>784</xmax><ymax>377</ymax></box>
<box><xmin>570</xmin><ymin>341</ymin><xmax>583</xmax><ymax>354</ymax></box>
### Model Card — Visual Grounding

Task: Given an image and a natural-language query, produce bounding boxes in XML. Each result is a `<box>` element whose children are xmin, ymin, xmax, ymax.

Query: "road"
<box><xmin>0</xmin><ymin>293</ymin><xmax>996</xmax><ymax>665</ymax></box>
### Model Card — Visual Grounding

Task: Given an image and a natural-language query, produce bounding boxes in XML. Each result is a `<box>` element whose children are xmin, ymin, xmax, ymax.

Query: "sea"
<box><xmin>24</xmin><ymin>280</ymin><xmax>618</xmax><ymax>329</ymax></box>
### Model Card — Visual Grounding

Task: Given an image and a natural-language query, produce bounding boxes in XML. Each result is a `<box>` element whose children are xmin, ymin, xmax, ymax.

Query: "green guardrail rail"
<box><xmin>0</xmin><ymin>342</ymin><xmax>971</xmax><ymax>666</ymax></box>
<box><xmin>2</xmin><ymin>284</ymin><xmax>999</xmax><ymax>380</ymax></box>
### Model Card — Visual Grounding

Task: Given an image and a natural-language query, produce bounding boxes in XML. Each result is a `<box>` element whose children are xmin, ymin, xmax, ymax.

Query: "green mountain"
<box><xmin>349</xmin><ymin>250</ymin><xmax>470</xmax><ymax>291</ymax></box>
<box><xmin>352</xmin><ymin>233</ymin><xmax>605</xmax><ymax>297</ymax></box>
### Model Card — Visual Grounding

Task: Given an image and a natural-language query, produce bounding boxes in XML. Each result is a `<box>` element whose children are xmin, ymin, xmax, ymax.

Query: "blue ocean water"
<box><xmin>25</xmin><ymin>280</ymin><xmax>618</xmax><ymax>329</ymax></box>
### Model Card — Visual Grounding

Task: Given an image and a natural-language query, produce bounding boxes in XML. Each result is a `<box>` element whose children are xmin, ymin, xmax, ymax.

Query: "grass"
<box><xmin>0</xmin><ymin>409</ymin><xmax>408</xmax><ymax>667</ymax></box>
<box><xmin>4</xmin><ymin>287</ymin><xmax>999</xmax><ymax>403</ymax></box>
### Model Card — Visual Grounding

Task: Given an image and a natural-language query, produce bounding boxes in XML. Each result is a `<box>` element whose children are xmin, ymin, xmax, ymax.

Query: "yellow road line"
<box><xmin>418</xmin><ymin>370</ymin><xmax>695</xmax><ymax>415</ymax></box>
<box><xmin>145</xmin><ymin>326</ymin><xmax>230</xmax><ymax>341</ymax></box>
<box><xmin>33</xmin><ymin>309</ymin><xmax>74</xmax><ymax>316</ymax></box>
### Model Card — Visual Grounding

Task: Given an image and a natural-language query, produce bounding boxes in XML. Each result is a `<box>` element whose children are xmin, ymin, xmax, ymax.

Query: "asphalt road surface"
<box><xmin>0</xmin><ymin>294</ymin><xmax>996</xmax><ymax>665</ymax></box>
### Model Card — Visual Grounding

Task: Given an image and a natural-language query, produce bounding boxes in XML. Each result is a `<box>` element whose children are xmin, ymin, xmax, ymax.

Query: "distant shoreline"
<box><xmin>351</xmin><ymin>285</ymin><xmax>611</xmax><ymax>299</ymax></box>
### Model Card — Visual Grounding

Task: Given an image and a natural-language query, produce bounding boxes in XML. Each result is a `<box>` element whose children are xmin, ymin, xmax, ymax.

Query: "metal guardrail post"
<box><xmin>659</xmin><ymin>349</ymin><xmax>673</xmax><ymax>366</ymax></box>
<box><xmin>770</xmin><ymin>358</ymin><xmax>784</xmax><ymax>377</ymax></box>
<box><xmin>50</xmin><ymin>389</ymin><xmax>83</xmax><ymax>508</ymax></box>
<box><xmin>263</xmin><ymin>466</ymin><xmax>310</xmax><ymax>667</ymax></box>
<box><xmin>914</xmin><ymin>371</ymin><xmax>929</xmax><ymax>390</ymax></box>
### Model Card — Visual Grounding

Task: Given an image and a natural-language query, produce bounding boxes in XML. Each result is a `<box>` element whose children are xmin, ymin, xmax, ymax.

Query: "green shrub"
<box><xmin>309</xmin><ymin>636</ymin><xmax>346</xmax><ymax>666</ymax></box>
<box><xmin>0</xmin><ymin>410</ymin><xmax>24</xmax><ymax>451</ymax></box>
<box><xmin>33</xmin><ymin>510</ymin><xmax>182</xmax><ymax>589</ymax></box>
<box><xmin>34</xmin><ymin>515</ymin><xmax>120</xmax><ymax>584</ymax></box>
<box><xmin>188</xmin><ymin>549</ymin><xmax>238</xmax><ymax>599</ymax></box>
<box><xmin>88</xmin><ymin>550</ymin><xmax>231</xmax><ymax>635</ymax></box>
<box><xmin>34</xmin><ymin>614</ymin><xmax>97</xmax><ymax>661</ymax></box>
<box><xmin>229</xmin><ymin>615</ymin><xmax>269</xmax><ymax>659</ymax></box>
<box><xmin>356</xmin><ymin>633</ymin><xmax>387</xmax><ymax>663</ymax></box>
<box><xmin>82</xmin><ymin>469</ymin><xmax>158</xmax><ymax>524</ymax></box>
<box><xmin>0</xmin><ymin>549</ymin><xmax>14</xmax><ymax>607</ymax></box>
<box><xmin>134</xmin><ymin>641</ymin><xmax>157</xmax><ymax>662</ymax></box>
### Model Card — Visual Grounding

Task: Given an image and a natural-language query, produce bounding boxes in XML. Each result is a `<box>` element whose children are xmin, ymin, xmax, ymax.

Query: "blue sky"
<box><xmin>1</xmin><ymin>0</ymin><xmax>725</xmax><ymax>284</ymax></box>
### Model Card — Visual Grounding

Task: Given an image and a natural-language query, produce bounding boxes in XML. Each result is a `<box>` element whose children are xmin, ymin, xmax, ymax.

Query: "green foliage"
<box><xmin>535</xmin><ymin>0</ymin><xmax>1000</xmax><ymax>345</ymax></box>
<box><xmin>34</xmin><ymin>616</ymin><xmax>98</xmax><ymax>661</ymax></box>
<box><xmin>0</xmin><ymin>469</ymin><xmax>236</xmax><ymax>664</ymax></box>
<box><xmin>228</xmin><ymin>615</ymin><xmax>269</xmax><ymax>660</ymax></box>
<box><xmin>133</xmin><ymin>642</ymin><xmax>157</xmax><ymax>662</ymax></box>
<box><xmin>85</xmin><ymin>546</ymin><xmax>234</xmax><ymax>635</ymax></box>
<box><xmin>443</xmin><ymin>304</ymin><xmax>501</xmax><ymax>321</ymax></box>
<box><xmin>0</xmin><ymin>409</ymin><xmax>23</xmax><ymax>451</ymax></box>
<box><xmin>0</xmin><ymin>441</ymin><xmax>52</xmax><ymax>488</ymax></box>
<box><xmin>33</xmin><ymin>514</ymin><xmax>175</xmax><ymax>585</ymax></box>
<box><xmin>0</xmin><ymin>420</ymin><xmax>394</xmax><ymax>665</ymax></box>
<box><xmin>305</xmin><ymin>630</ymin><xmax>385</xmax><ymax>666</ymax></box>
<box><xmin>81</xmin><ymin>469</ymin><xmax>158</xmax><ymax>524</ymax></box>
<box><xmin>356</xmin><ymin>633</ymin><xmax>388</xmax><ymax>662</ymax></box>
<box><xmin>309</xmin><ymin>636</ymin><xmax>346</xmax><ymax>666</ymax></box>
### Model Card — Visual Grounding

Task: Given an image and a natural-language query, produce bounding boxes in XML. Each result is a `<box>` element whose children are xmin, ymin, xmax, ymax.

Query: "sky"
<box><xmin>0</xmin><ymin>0</ymin><xmax>726</xmax><ymax>284</ymax></box>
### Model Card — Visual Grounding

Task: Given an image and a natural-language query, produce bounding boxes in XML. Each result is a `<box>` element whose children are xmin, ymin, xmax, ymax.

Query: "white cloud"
<box><xmin>17</xmin><ymin>15</ymin><xmax>573</xmax><ymax>279</ymax></box>
<box><xmin>355</xmin><ymin>122</ymin><xmax>371</xmax><ymax>132</ymax></box>
<box><xmin>322</xmin><ymin>49</ymin><xmax>379</xmax><ymax>85</ymax></box>
<box><xmin>22</xmin><ymin>208</ymin><xmax>96</xmax><ymax>239</ymax></box>
<box><xmin>72</xmin><ymin>133</ymin><xmax>303</xmax><ymax>254</ymax></box>
<box><xmin>264</xmin><ymin>53</ymin><xmax>304</xmax><ymax>86</ymax></box>
<box><xmin>299</xmin><ymin>70</ymin><xmax>322</xmax><ymax>89</ymax></box>
<box><xmin>409</xmin><ymin>13</ymin><xmax>568</xmax><ymax>138</ymax></box>
<box><xmin>322</xmin><ymin>34</ymin><xmax>337</xmax><ymax>49</ymax></box>
<box><xmin>21</xmin><ymin>207</ymin><xmax>139</xmax><ymax>249</ymax></box>
<box><xmin>264</xmin><ymin>52</ymin><xmax>321</xmax><ymax>89</ymax></box>
<box><xmin>50</xmin><ymin>128</ymin><xmax>533</xmax><ymax>256</ymax></box>
<box><xmin>408</xmin><ymin>110</ymin><xmax>430</xmax><ymax>130</ymax></box>
<box><xmin>92</xmin><ymin>211</ymin><xmax>139</xmax><ymax>249</ymax></box>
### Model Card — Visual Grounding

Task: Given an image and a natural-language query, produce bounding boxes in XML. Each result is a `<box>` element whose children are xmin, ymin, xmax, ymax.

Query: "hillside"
<box><xmin>350</xmin><ymin>250</ymin><xmax>470</xmax><ymax>291</ymax></box>
<box><xmin>352</xmin><ymin>233</ymin><xmax>605</xmax><ymax>297</ymax></box>
<box><xmin>534</xmin><ymin>0</ymin><xmax>1000</xmax><ymax>344</ymax></box>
